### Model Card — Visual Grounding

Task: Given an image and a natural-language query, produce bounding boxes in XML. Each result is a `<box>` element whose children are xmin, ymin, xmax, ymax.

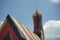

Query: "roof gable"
<box><xmin>0</xmin><ymin>15</ymin><xmax>40</xmax><ymax>40</ymax></box>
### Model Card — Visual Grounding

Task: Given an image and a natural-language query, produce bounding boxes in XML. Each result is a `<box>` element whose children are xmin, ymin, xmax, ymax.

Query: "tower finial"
<box><xmin>35</xmin><ymin>0</ymin><xmax>38</xmax><ymax>11</ymax></box>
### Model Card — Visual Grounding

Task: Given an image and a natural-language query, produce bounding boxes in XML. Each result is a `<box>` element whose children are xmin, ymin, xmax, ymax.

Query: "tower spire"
<box><xmin>35</xmin><ymin>0</ymin><xmax>38</xmax><ymax>11</ymax></box>
<box><xmin>36</xmin><ymin>2</ymin><xmax>38</xmax><ymax>11</ymax></box>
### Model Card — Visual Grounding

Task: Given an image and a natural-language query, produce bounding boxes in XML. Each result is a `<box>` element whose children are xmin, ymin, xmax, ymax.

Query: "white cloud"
<box><xmin>0</xmin><ymin>21</ymin><xmax>3</xmax><ymax>27</ymax></box>
<box><xmin>44</xmin><ymin>20</ymin><xmax>60</xmax><ymax>38</ymax></box>
<box><xmin>50</xmin><ymin>0</ymin><xmax>60</xmax><ymax>4</ymax></box>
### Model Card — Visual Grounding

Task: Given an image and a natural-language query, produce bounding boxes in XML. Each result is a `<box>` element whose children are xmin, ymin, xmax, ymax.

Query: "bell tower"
<box><xmin>33</xmin><ymin>10</ymin><xmax>44</xmax><ymax>40</ymax></box>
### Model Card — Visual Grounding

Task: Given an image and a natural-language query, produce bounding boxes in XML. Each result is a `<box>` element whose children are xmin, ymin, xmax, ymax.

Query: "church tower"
<box><xmin>33</xmin><ymin>10</ymin><xmax>44</xmax><ymax>40</ymax></box>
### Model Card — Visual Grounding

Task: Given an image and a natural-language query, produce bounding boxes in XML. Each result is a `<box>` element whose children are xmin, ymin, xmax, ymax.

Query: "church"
<box><xmin>0</xmin><ymin>10</ymin><xmax>44</xmax><ymax>40</ymax></box>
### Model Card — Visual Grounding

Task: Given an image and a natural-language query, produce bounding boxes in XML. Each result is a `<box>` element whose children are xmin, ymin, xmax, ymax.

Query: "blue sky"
<box><xmin>0</xmin><ymin>0</ymin><xmax>60</xmax><ymax>33</ymax></box>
